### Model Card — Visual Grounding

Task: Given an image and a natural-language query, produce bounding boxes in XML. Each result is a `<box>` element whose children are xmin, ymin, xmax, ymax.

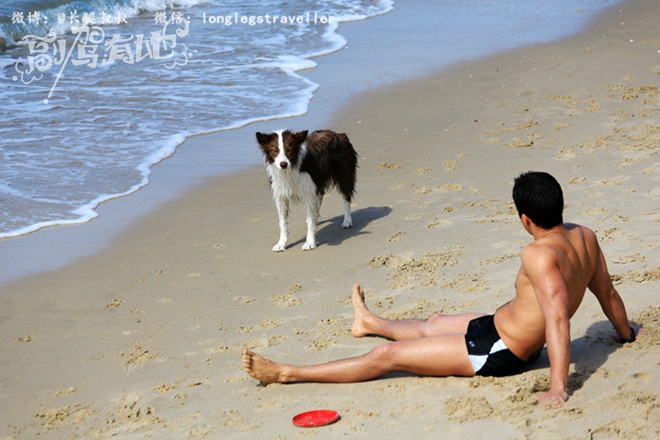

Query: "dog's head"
<box><xmin>256</xmin><ymin>129</ymin><xmax>308</xmax><ymax>170</ymax></box>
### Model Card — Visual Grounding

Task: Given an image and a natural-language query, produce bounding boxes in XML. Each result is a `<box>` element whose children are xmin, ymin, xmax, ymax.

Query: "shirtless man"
<box><xmin>243</xmin><ymin>171</ymin><xmax>640</xmax><ymax>408</ymax></box>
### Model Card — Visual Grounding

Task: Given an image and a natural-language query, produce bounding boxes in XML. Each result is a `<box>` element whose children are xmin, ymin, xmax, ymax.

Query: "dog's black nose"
<box><xmin>279</xmin><ymin>161</ymin><xmax>288</xmax><ymax>169</ymax></box>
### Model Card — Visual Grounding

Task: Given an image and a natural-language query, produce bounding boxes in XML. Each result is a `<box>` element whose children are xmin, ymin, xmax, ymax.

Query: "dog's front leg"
<box><xmin>273</xmin><ymin>197</ymin><xmax>289</xmax><ymax>252</ymax></box>
<box><xmin>302</xmin><ymin>196</ymin><xmax>321</xmax><ymax>251</ymax></box>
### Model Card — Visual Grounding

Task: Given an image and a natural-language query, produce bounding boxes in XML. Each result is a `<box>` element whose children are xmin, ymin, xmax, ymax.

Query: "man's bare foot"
<box><xmin>242</xmin><ymin>349</ymin><xmax>287</xmax><ymax>384</ymax></box>
<box><xmin>351</xmin><ymin>284</ymin><xmax>376</xmax><ymax>338</ymax></box>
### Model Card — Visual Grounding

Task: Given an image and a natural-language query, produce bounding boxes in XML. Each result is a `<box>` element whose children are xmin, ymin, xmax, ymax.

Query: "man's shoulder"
<box><xmin>521</xmin><ymin>223</ymin><xmax>601</xmax><ymax>265</ymax></box>
<box><xmin>565</xmin><ymin>221</ymin><xmax>596</xmax><ymax>233</ymax></box>
<box><xmin>520</xmin><ymin>240</ymin><xmax>558</xmax><ymax>267</ymax></box>
<box><xmin>565</xmin><ymin>223</ymin><xmax>599</xmax><ymax>245</ymax></box>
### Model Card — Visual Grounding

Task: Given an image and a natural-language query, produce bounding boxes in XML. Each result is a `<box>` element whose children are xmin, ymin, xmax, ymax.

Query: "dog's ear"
<box><xmin>256</xmin><ymin>132</ymin><xmax>275</xmax><ymax>147</ymax></box>
<box><xmin>293</xmin><ymin>130</ymin><xmax>308</xmax><ymax>145</ymax></box>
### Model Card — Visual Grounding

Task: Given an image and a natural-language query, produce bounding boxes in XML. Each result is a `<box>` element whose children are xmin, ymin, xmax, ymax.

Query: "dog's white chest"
<box><xmin>268</xmin><ymin>167</ymin><xmax>316</xmax><ymax>201</ymax></box>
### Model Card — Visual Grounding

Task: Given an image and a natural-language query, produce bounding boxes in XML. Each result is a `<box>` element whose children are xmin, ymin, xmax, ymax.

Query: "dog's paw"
<box><xmin>302</xmin><ymin>241</ymin><xmax>316</xmax><ymax>251</ymax></box>
<box><xmin>272</xmin><ymin>243</ymin><xmax>286</xmax><ymax>252</ymax></box>
<box><xmin>341</xmin><ymin>220</ymin><xmax>353</xmax><ymax>229</ymax></box>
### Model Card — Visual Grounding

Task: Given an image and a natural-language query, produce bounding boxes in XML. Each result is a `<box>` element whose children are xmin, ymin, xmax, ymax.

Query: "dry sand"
<box><xmin>1</xmin><ymin>0</ymin><xmax>659</xmax><ymax>438</ymax></box>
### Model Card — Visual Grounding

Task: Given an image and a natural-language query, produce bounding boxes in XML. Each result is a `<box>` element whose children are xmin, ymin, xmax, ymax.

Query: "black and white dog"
<box><xmin>256</xmin><ymin>129</ymin><xmax>358</xmax><ymax>251</ymax></box>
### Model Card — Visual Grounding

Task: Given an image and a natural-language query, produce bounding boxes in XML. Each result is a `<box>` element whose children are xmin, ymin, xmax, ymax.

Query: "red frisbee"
<box><xmin>292</xmin><ymin>409</ymin><xmax>340</xmax><ymax>427</ymax></box>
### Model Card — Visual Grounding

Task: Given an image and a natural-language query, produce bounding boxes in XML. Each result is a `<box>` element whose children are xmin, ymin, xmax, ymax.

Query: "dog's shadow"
<box><xmin>289</xmin><ymin>206</ymin><xmax>393</xmax><ymax>249</ymax></box>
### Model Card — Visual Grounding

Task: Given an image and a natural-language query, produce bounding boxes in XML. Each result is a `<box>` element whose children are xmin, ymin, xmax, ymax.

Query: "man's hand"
<box><xmin>614</xmin><ymin>326</ymin><xmax>643</xmax><ymax>344</ymax></box>
<box><xmin>539</xmin><ymin>390</ymin><xmax>569</xmax><ymax>409</ymax></box>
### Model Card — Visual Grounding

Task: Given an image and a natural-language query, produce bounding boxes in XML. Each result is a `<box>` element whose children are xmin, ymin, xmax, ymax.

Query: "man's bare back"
<box><xmin>495</xmin><ymin>223</ymin><xmax>601</xmax><ymax>361</ymax></box>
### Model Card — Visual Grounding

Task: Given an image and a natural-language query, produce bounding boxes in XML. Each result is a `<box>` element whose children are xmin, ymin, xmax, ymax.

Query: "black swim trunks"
<box><xmin>465</xmin><ymin>315</ymin><xmax>537</xmax><ymax>377</ymax></box>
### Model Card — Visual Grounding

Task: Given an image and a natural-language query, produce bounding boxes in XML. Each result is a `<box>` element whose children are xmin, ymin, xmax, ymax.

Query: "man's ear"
<box><xmin>520</xmin><ymin>213</ymin><xmax>534</xmax><ymax>231</ymax></box>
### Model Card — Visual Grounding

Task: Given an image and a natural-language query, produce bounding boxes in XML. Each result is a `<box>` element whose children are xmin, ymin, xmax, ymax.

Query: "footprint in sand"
<box><xmin>632</xmin><ymin>372</ymin><xmax>652</xmax><ymax>380</ymax></box>
<box><xmin>55</xmin><ymin>387</ymin><xmax>76</xmax><ymax>397</ymax></box>
<box><xmin>106</xmin><ymin>299</ymin><xmax>125</xmax><ymax>308</ymax></box>
<box><xmin>601</xmin><ymin>176</ymin><xmax>627</xmax><ymax>185</ymax></box>
<box><xmin>236</xmin><ymin>326</ymin><xmax>253</xmax><ymax>334</ymax></box>
<box><xmin>414</xmin><ymin>167</ymin><xmax>431</xmax><ymax>174</ymax></box>
<box><xmin>377</xmin><ymin>162</ymin><xmax>401</xmax><ymax>170</ymax></box>
<box><xmin>440</xmin><ymin>183</ymin><xmax>463</xmax><ymax>192</ymax></box>
<box><xmin>388</xmin><ymin>231</ymin><xmax>406</xmax><ymax>242</ymax></box>
<box><xmin>610</xmin><ymin>253</ymin><xmax>647</xmax><ymax>264</ymax></box>
<box><xmin>557</xmin><ymin>147</ymin><xmax>576</xmax><ymax>160</ymax></box>
<box><xmin>427</xmin><ymin>218</ymin><xmax>451</xmax><ymax>228</ymax></box>
<box><xmin>414</xmin><ymin>186</ymin><xmax>432</xmax><ymax>195</ymax></box>
<box><xmin>120</xmin><ymin>342</ymin><xmax>156</xmax><ymax>368</ymax></box>
<box><xmin>258</xmin><ymin>318</ymin><xmax>282</xmax><ymax>329</ymax></box>
<box><xmin>588</xmin><ymin>426</ymin><xmax>619</xmax><ymax>440</ymax></box>
<box><xmin>443</xmin><ymin>160</ymin><xmax>458</xmax><ymax>172</ymax></box>
<box><xmin>506</xmin><ymin>138</ymin><xmax>534</xmax><ymax>148</ymax></box>
<box><xmin>271</xmin><ymin>294</ymin><xmax>304</xmax><ymax>307</ymax></box>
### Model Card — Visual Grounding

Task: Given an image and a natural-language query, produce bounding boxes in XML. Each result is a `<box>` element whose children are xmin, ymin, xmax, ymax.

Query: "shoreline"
<box><xmin>1</xmin><ymin>0</ymin><xmax>659</xmax><ymax>438</ymax></box>
<box><xmin>0</xmin><ymin>1</ymin><xmax>393</xmax><ymax>244</ymax></box>
<box><xmin>0</xmin><ymin>0</ymin><xmax>629</xmax><ymax>287</ymax></box>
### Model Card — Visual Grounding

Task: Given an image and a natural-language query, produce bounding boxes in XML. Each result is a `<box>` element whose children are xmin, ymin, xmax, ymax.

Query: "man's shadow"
<box><xmin>527</xmin><ymin>319</ymin><xmax>638</xmax><ymax>391</ymax></box>
<box><xmin>289</xmin><ymin>206</ymin><xmax>392</xmax><ymax>249</ymax></box>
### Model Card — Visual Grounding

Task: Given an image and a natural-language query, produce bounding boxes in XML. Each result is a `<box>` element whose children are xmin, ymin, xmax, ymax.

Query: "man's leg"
<box><xmin>351</xmin><ymin>284</ymin><xmax>484</xmax><ymax>340</ymax></box>
<box><xmin>243</xmin><ymin>333</ymin><xmax>475</xmax><ymax>384</ymax></box>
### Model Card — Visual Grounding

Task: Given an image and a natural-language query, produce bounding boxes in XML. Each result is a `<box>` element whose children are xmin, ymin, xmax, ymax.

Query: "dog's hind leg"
<box><xmin>302</xmin><ymin>195</ymin><xmax>321</xmax><ymax>251</ymax></box>
<box><xmin>336</xmin><ymin>165</ymin><xmax>356</xmax><ymax>229</ymax></box>
<box><xmin>273</xmin><ymin>197</ymin><xmax>289</xmax><ymax>252</ymax></box>
<box><xmin>341</xmin><ymin>198</ymin><xmax>353</xmax><ymax>229</ymax></box>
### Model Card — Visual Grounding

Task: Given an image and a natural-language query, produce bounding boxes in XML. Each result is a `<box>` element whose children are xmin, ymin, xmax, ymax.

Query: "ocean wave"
<box><xmin>0</xmin><ymin>0</ymin><xmax>394</xmax><ymax>239</ymax></box>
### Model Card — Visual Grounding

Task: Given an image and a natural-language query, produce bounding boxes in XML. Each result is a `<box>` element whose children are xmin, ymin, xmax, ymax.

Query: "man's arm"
<box><xmin>588</xmin><ymin>241</ymin><xmax>635</xmax><ymax>341</ymax></box>
<box><xmin>522</xmin><ymin>246</ymin><xmax>571</xmax><ymax>408</ymax></box>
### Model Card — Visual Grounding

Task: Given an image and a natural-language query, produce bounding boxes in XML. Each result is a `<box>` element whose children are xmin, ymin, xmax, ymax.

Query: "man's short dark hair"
<box><xmin>512</xmin><ymin>171</ymin><xmax>564</xmax><ymax>229</ymax></box>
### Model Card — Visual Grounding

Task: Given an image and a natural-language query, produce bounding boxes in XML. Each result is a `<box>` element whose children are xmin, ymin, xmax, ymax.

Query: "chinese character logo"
<box><xmin>12</xmin><ymin>18</ymin><xmax>192</xmax><ymax>104</ymax></box>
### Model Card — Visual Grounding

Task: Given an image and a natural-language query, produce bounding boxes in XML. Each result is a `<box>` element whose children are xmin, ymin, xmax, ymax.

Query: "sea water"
<box><xmin>0</xmin><ymin>0</ymin><xmax>623</xmax><ymax>240</ymax></box>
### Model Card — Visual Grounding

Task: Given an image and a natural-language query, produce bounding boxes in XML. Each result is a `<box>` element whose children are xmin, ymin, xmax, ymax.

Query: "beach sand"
<box><xmin>1</xmin><ymin>0</ymin><xmax>659</xmax><ymax>438</ymax></box>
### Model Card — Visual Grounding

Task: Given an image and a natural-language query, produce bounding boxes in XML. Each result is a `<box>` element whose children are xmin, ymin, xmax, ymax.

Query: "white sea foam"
<box><xmin>0</xmin><ymin>0</ymin><xmax>626</xmax><ymax>240</ymax></box>
<box><xmin>0</xmin><ymin>0</ymin><xmax>394</xmax><ymax>239</ymax></box>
